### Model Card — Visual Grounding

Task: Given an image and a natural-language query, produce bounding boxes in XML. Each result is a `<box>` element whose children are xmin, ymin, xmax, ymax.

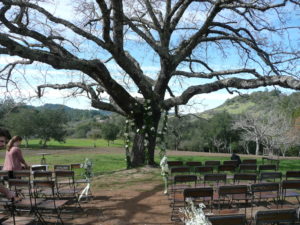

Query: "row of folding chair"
<box><xmin>170</xmin><ymin>164</ymin><xmax>278</xmax><ymax>176</ymax></box>
<box><xmin>168</xmin><ymin>159</ymin><xmax>258</xmax><ymax>167</ymax></box>
<box><xmin>171</xmin><ymin>172</ymin><xmax>283</xmax><ymax>185</ymax></box>
<box><xmin>170</xmin><ymin>174</ymin><xmax>300</xmax><ymax>220</ymax></box>
<box><xmin>0</xmin><ymin>170</ymin><xmax>81</xmax><ymax>200</ymax></box>
<box><xmin>206</xmin><ymin>208</ymin><xmax>299</xmax><ymax>225</ymax></box>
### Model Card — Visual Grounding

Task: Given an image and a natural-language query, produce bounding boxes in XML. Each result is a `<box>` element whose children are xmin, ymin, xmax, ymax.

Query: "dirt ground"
<box><xmin>64</xmin><ymin>167</ymin><xmax>173</xmax><ymax>225</ymax></box>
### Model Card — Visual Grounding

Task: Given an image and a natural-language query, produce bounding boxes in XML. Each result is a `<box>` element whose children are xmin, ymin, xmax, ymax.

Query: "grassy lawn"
<box><xmin>1</xmin><ymin>143</ymin><xmax>300</xmax><ymax>179</ymax></box>
<box><xmin>23</xmin><ymin>138</ymin><xmax>124</xmax><ymax>149</ymax></box>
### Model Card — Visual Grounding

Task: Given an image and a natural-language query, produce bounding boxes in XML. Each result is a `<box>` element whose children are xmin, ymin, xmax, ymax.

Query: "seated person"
<box><xmin>231</xmin><ymin>151</ymin><xmax>241</xmax><ymax>166</ymax></box>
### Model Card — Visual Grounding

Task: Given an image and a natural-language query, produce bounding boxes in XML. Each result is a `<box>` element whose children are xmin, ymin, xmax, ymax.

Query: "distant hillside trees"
<box><xmin>35</xmin><ymin>109</ymin><xmax>68</xmax><ymax>147</ymax></box>
<box><xmin>4</xmin><ymin>108</ymin><xmax>38</xmax><ymax>147</ymax></box>
<box><xmin>3</xmin><ymin>107</ymin><xmax>68</xmax><ymax>148</ymax></box>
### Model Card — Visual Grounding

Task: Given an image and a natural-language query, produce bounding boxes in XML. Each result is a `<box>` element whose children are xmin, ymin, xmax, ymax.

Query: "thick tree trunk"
<box><xmin>130</xmin><ymin>133</ymin><xmax>146</xmax><ymax>167</ymax></box>
<box><xmin>130</xmin><ymin>112</ymin><xmax>160</xmax><ymax>167</ymax></box>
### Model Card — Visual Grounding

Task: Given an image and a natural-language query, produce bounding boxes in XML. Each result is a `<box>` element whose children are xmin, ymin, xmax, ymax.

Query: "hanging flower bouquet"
<box><xmin>180</xmin><ymin>199</ymin><xmax>212</xmax><ymax>225</ymax></box>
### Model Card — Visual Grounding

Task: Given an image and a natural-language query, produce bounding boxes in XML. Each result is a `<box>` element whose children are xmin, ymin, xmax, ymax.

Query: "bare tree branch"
<box><xmin>164</xmin><ymin>76</ymin><xmax>300</xmax><ymax>109</ymax></box>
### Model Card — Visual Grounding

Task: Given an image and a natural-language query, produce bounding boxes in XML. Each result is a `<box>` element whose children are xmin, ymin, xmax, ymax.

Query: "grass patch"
<box><xmin>23</xmin><ymin>138</ymin><xmax>124</xmax><ymax>149</ymax></box>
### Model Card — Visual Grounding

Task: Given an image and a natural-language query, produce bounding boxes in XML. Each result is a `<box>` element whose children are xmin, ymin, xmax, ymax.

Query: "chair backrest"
<box><xmin>218</xmin><ymin>165</ymin><xmax>236</xmax><ymax>173</ymax></box>
<box><xmin>286</xmin><ymin>171</ymin><xmax>300</xmax><ymax>180</ymax></box>
<box><xmin>251</xmin><ymin>182</ymin><xmax>279</xmax><ymax>193</ymax></box>
<box><xmin>282</xmin><ymin>180</ymin><xmax>300</xmax><ymax>190</ymax></box>
<box><xmin>31</xmin><ymin>165</ymin><xmax>47</xmax><ymax>171</ymax></box>
<box><xmin>32</xmin><ymin>180</ymin><xmax>56</xmax><ymax>197</ymax></box>
<box><xmin>239</xmin><ymin>164</ymin><xmax>257</xmax><ymax>173</ymax></box>
<box><xmin>223</xmin><ymin>160</ymin><xmax>239</xmax><ymax>167</ymax></box>
<box><xmin>205</xmin><ymin>161</ymin><xmax>221</xmax><ymax>166</ymax></box>
<box><xmin>208</xmin><ymin>214</ymin><xmax>247</xmax><ymax>225</ymax></box>
<box><xmin>234</xmin><ymin>173</ymin><xmax>257</xmax><ymax>184</ymax></box>
<box><xmin>167</xmin><ymin>161</ymin><xmax>183</xmax><ymax>167</ymax></box>
<box><xmin>0</xmin><ymin>170</ymin><xmax>8</xmax><ymax>185</ymax></box>
<box><xmin>259</xmin><ymin>164</ymin><xmax>277</xmax><ymax>172</ymax></box>
<box><xmin>55</xmin><ymin>170</ymin><xmax>75</xmax><ymax>179</ymax></box>
<box><xmin>33</xmin><ymin>171</ymin><xmax>53</xmax><ymax>180</ymax></box>
<box><xmin>194</xmin><ymin>166</ymin><xmax>214</xmax><ymax>174</ymax></box>
<box><xmin>260</xmin><ymin>172</ymin><xmax>282</xmax><ymax>182</ymax></box>
<box><xmin>174</xmin><ymin>175</ymin><xmax>197</xmax><ymax>185</ymax></box>
<box><xmin>54</xmin><ymin>165</ymin><xmax>71</xmax><ymax>171</ymax></box>
<box><xmin>8</xmin><ymin>179</ymin><xmax>33</xmax><ymax>204</ymax></box>
<box><xmin>204</xmin><ymin>174</ymin><xmax>226</xmax><ymax>185</ymax></box>
<box><xmin>218</xmin><ymin>185</ymin><xmax>248</xmax><ymax>196</ymax></box>
<box><xmin>255</xmin><ymin>209</ymin><xmax>298</xmax><ymax>225</ymax></box>
<box><xmin>242</xmin><ymin>159</ymin><xmax>257</xmax><ymax>164</ymax></box>
<box><xmin>13</xmin><ymin>170</ymin><xmax>31</xmax><ymax>180</ymax></box>
<box><xmin>185</xmin><ymin>161</ymin><xmax>202</xmax><ymax>167</ymax></box>
<box><xmin>170</xmin><ymin>166</ymin><xmax>190</xmax><ymax>174</ymax></box>
<box><xmin>184</xmin><ymin>187</ymin><xmax>214</xmax><ymax>199</ymax></box>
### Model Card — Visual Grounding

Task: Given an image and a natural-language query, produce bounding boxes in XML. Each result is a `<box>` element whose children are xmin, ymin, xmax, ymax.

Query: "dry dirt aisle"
<box><xmin>66</xmin><ymin>168</ymin><xmax>174</xmax><ymax>225</ymax></box>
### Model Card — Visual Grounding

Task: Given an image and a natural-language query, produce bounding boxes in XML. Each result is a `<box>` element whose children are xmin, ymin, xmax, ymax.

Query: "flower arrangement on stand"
<box><xmin>180</xmin><ymin>199</ymin><xmax>212</xmax><ymax>225</ymax></box>
<box><xmin>159</xmin><ymin>155</ymin><xmax>169</xmax><ymax>194</ymax></box>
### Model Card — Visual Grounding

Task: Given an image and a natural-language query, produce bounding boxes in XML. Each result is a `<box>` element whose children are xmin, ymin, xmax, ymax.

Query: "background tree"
<box><xmin>101</xmin><ymin>123</ymin><xmax>119</xmax><ymax>146</ymax></box>
<box><xmin>35</xmin><ymin>109</ymin><xmax>68</xmax><ymax>147</ymax></box>
<box><xmin>1</xmin><ymin>1</ymin><xmax>300</xmax><ymax>166</ymax></box>
<box><xmin>86</xmin><ymin>129</ymin><xmax>102</xmax><ymax>147</ymax></box>
<box><xmin>233</xmin><ymin>113</ymin><xmax>268</xmax><ymax>155</ymax></box>
<box><xmin>4</xmin><ymin>108</ymin><xmax>37</xmax><ymax>147</ymax></box>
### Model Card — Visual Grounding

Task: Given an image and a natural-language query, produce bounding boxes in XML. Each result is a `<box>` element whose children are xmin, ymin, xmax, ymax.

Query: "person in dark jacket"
<box><xmin>231</xmin><ymin>151</ymin><xmax>241</xmax><ymax>166</ymax></box>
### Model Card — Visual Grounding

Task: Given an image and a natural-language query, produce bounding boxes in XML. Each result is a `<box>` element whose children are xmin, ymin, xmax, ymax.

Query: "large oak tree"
<box><xmin>1</xmin><ymin>0</ymin><xmax>300</xmax><ymax>167</ymax></box>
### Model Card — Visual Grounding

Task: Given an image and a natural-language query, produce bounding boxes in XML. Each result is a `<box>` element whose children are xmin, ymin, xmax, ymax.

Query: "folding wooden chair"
<box><xmin>281</xmin><ymin>180</ymin><xmax>300</xmax><ymax>205</ymax></box>
<box><xmin>54</xmin><ymin>165</ymin><xmax>71</xmax><ymax>171</ymax></box>
<box><xmin>6</xmin><ymin>179</ymin><xmax>44</xmax><ymax>225</ymax></box>
<box><xmin>54</xmin><ymin>171</ymin><xmax>79</xmax><ymax>199</ymax></box>
<box><xmin>255</xmin><ymin>208</ymin><xmax>298</xmax><ymax>225</ymax></box>
<box><xmin>207</xmin><ymin>214</ymin><xmax>247</xmax><ymax>225</ymax></box>
<box><xmin>239</xmin><ymin>164</ymin><xmax>257</xmax><ymax>173</ymax></box>
<box><xmin>259</xmin><ymin>172</ymin><xmax>282</xmax><ymax>183</ymax></box>
<box><xmin>286</xmin><ymin>171</ymin><xmax>300</xmax><ymax>180</ymax></box>
<box><xmin>170</xmin><ymin>175</ymin><xmax>197</xmax><ymax>221</ymax></box>
<box><xmin>242</xmin><ymin>159</ymin><xmax>257</xmax><ymax>164</ymax></box>
<box><xmin>218</xmin><ymin>185</ymin><xmax>251</xmax><ymax>214</ymax></box>
<box><xmin>234</xmin><ymin>173</ymin><xmax>257</xmax><ymax>185</ymax></box>
<box><xmin>258</xmin><ymin>164</ymin><xmax>277</xmax><ymax>173</ymax></box>
<box><xmin>183</xmin><ymin>187</ymin><xmax>214</xmax><ymax>212</ymax></box>
<box><xmin>204</xmin><ymin>174</ymin><xmax>226</xmax><ymax>188</ymax></box>
<box><xmin>251</xmin><ymin>183</ymin><xmax>280</xmax><ymax>215</ymax></box>
<box><xmin>33</xmin><ymin>180</ymin><xmax>69</xmax><ymax>225</ymax></box>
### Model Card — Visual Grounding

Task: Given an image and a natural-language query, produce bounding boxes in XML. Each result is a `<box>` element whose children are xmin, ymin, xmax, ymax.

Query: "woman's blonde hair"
<box><xmin>6</xmin><ymin>135</ymin><xmax>22</xmax><ymax>152</ymax></box>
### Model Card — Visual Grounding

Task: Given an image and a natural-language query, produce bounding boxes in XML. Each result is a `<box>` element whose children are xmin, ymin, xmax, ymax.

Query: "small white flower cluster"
<box><xmin>180</xmin><ymin>199</ymin><xmax>212</xmax><ymax>225</ymax></box>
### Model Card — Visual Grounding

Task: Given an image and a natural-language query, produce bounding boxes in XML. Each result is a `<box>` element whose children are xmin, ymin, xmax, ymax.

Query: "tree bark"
<box><xmin>130</xmin><ymin>132</ymin><xmax>146</xmax><ymax>167</ymax></box>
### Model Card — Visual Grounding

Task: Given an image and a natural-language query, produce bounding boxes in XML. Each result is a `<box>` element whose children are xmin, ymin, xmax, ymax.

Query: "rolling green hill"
<box><xmin>199</xmin><ymin>90</ymin><xmax>300</xmax><ymax>119</ymax></box>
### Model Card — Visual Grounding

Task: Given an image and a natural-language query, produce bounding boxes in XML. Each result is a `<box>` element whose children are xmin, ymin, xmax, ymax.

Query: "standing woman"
<box><xmin>3</xmin><ymin>136</ymin><xmax>29</xmax><ymax>178</ymax></box>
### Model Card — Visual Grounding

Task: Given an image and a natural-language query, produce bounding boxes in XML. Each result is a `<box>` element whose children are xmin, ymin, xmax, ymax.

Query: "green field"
<box><xmin>2</xmin><ymin>138</ymin><xmax>299</xmax><ymax>179</ymax></box>
<box><xmin>0</xmin><ymin>151</ymin><xmax>298</xmax><ymax>178</ymax></box>
<box><xmin>24</xmin><ymin>138</ymin><xmax>124</xmax><ymax>149</ymax></box>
